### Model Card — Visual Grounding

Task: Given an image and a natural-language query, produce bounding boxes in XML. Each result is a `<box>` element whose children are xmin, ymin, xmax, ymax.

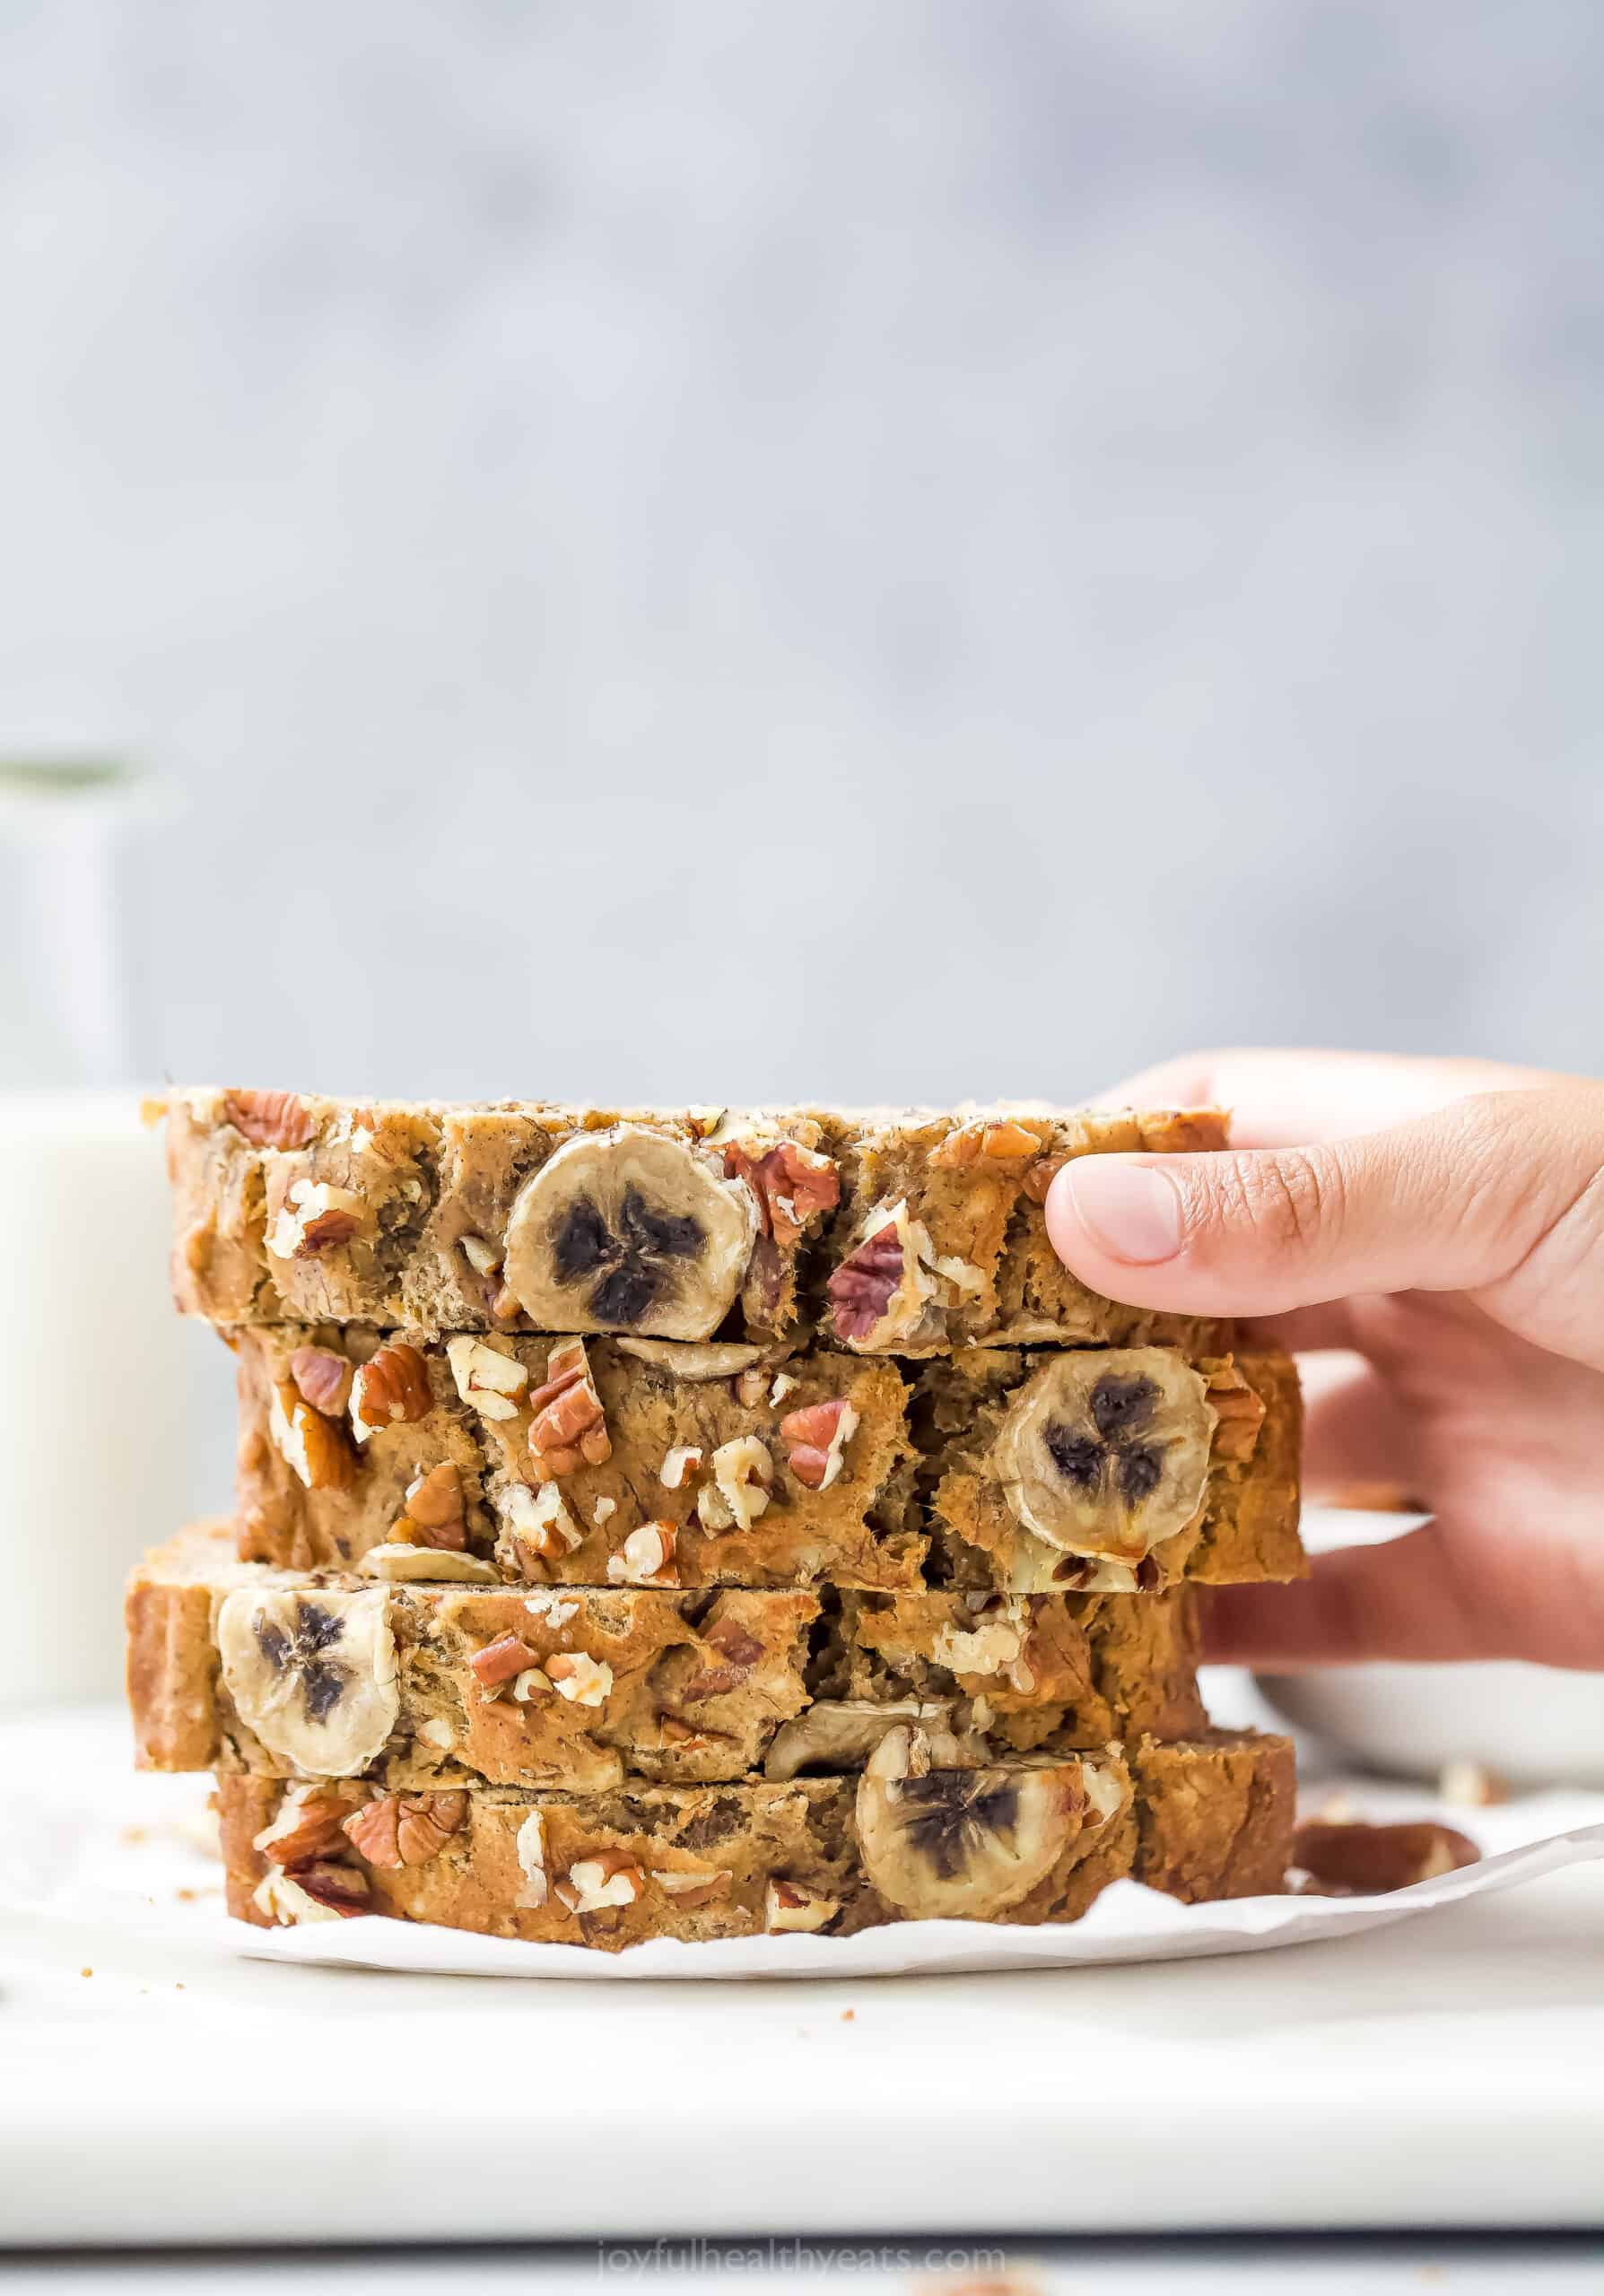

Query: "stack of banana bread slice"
<box><xmin>128</xmin><ymin>1090</ymin><xmax>1303</xmax><ymax>1952</ymax></box>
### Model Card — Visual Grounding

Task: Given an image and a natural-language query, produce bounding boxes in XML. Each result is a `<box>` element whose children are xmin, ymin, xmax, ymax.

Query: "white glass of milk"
<box><xmin>0</xmin><ymin>760</ymin><xmax>223</xmax><ymax>1707</ymax></box>
<box><xmin>0</xmin><ymin>1097</ymin><xmax>222</xmax><ymax>1706</ymax></box>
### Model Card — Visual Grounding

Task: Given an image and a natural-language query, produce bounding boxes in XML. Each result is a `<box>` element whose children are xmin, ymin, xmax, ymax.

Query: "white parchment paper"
<box><xmin>4</xmin><ymin>1707</ymin><xmax>1600</xmax><ymax>1984</ymax></box>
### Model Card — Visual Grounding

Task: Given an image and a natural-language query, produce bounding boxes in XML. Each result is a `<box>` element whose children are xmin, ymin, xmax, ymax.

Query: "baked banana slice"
<box><xmin>503</xmin><ymin>1126</ymin><xmax>759</xmax><ymax>1340</ymax></box>
<box><xmin>995</xmin><ymin>1347</ymin><xmax>1217</xmax><ymax>1566</ymax></box>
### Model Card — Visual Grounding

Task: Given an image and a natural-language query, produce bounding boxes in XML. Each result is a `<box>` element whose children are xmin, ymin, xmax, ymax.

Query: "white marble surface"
<box><xmin>0</xmin><ymin>2</ymin><xmax>1600</xmax><ymax>1100</ymax></box>
<box><xmin>6</xmin><ymin>1847</ymin><xmax>1603</xmax><ymax>2248</ymax></box>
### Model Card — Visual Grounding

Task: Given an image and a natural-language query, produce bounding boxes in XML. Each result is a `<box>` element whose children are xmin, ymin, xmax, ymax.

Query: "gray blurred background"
<box><xmin>2</xmin><ymin>0</ymin><xmax>1600</xmax><ymax>1104</ymax></box>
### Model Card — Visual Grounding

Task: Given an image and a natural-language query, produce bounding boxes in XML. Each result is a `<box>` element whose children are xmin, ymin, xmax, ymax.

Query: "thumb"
<box><xmin>1043</xmin><ymin>1084</ymin><xmax>1604</xmax><ymax>1335</ymax></box>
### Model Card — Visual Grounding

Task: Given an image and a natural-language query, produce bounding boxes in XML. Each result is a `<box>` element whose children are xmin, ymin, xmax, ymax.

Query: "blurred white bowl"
<box><xmin>1258</xmin><ymin>1663</ymin><xmax>1604</xmax><ymax>1790</ymax></box>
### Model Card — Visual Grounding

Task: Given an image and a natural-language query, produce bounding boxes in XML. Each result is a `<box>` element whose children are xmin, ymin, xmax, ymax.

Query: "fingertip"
<box><xmin>1045</xmin><ymin>1154</ymin><xmax>1186</xmax><ymax>1271</ymax></box>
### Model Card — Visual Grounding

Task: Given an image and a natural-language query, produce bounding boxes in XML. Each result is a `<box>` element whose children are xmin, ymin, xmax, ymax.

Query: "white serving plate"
<box><xmin>2</xmin><ymin>1708</ymin><xmax>1601</xmax><ymax>2245</ymax></box>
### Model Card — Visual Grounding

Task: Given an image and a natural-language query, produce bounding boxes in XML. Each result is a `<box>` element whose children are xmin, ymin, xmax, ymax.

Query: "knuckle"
<box><xmin>1199</xmin><ymin>1146</ymin><xmax>1340</xmax><ymax>1257</ymax></box>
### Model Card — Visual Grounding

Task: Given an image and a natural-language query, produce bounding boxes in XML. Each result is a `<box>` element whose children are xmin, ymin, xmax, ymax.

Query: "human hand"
<box><xmin>1043</xmin><ymin>1049</ymin><xmax>1604</xmax><ymax>1671</ymax></box>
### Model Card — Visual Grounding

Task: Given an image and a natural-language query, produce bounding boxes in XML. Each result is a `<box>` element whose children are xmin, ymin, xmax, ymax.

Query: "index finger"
<box><xmin>1094</xmin><ymin>1047</ymin><xmax>1558</xmax><ymax>1148</ymax></box>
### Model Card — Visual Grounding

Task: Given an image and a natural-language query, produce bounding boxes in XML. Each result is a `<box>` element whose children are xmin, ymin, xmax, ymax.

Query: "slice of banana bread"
<box><xmin>161</xmin><ymin>1089</ymin><xmax>1231</xmax><ymax>1354</ymax></box>
<box><xmin>217</xmin><ymin>1727</ymin><xmax>1295</xmax><ymax>1949</ymax></box>
<box><xmin>128</xmin><ymin>1525</ymin><xmax>1205</xmax><ymax>1792</ymax></box>
<box><xmin>223</xmin><ymin>1326</ymin><xmax>1303</xmax><ymax>1593</ymax></box>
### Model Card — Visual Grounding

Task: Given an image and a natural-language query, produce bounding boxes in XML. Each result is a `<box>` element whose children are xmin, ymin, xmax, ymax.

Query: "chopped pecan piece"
<box><xmin>505</xmin><ymin>1480</ymin><xmax>581</xmax><ymax>1565</ymax></box>
<box><xmin>223</xmin><ymin>1090</ymin><xmax>315</xmax><ymax>1152</ymax></box>
<box><xmin>650</xmin><ymin>1867</ymin><xmax>730</xmax><ymax>1909</ymax></box>
<box><xmin>697</xmin><ymin>1437</ymin><xmax>772</xmax><ymax>1534</ymax></box>
<box><xmin>343</xmin><ymin>1791</ymin><xmax>467</xmax><ymax>1869</ymax></box>
<box><xmin>764</xmin><ymin>1877</ymin><xmax>839</xmax><ymax>1934</ymax></box>
<box><xmin>1139</xmin><ymin>1109</ymin><xmax>1226</xmax><ymax>1154</ymax></box>
<box><xmin>544</xmin><ymin>1651</ymin><xmax>613</xmax><ymax>1707</ymax></box>
<box><xmin>268</xmin><ymin>1383</ymin><xmax>358</xmax><ymax>1492</ymax></box>
<box><xmin>678</xmin><ymin>1664</ymin><xmax>747</xmax><ymax>1703</ymax></box>
<box><xmin>827</xmin><ymin>1225</ymin><xmax>909</xmax><ymax>1344</ymax></box>
<box><xmin>460</xmin><ymin>1235</ymin><xmax>501</xmax><ymax>1279</ymax></box>
<box><xmin>1022</xmin><ymin>1155</ymin><xmax>1067</xmax><ymax>1205</ymax></box>
<box><xmin>394</xmin><ymin>1462</ymin><xmax>466</xmax><ymax>1551</ymax></box>
<box><xmin>350</xmin><ymin>1343</ymin><xmax>433</xmax><ymax>1439</ymax></box>
<box><xmin>446</xmin><ymin>1336</ymin><xmax>528</xmax><ymax>1422</ymax></box>
<box><xmin>722</xmin><ymin>1141</ymin><xmax>841</xmax><ymax>1248</ymax></box>
<box><xmin>267</xmin><ymin>1180</ymin><xmax>364</xmax><ymax>1259</ymax></box>
<box><xmin>780</xmin><ymin>1396</ymin><xmax>859</xmax><ymax>1491</ymax></box>
<box><xmin>470</xmin><ymin>1633</ymin><xmax>539</xmax><ymax>1689</ymax></box>
<box><xmin>527</xmin><ymin>1339</ymin><xmax>612</xmax><ymax>1478</ymax></box>
<box><xmin>289</xmin><ymin>1345</ymin><xmax>354</xmax><ymax>1418</ymax></box>
<box><xmin>1207</xmin><ymin>1364</ymin><xmax>1267</xmax><ymax>1464</ymax></box>
<box><xmin>928</xmin><ymin>1118</ymin><xmax>1048</xmax><ymax>1169</ymax></box>
<box><xmin>1050</xmin><ymin>1555</ymin><xmax>1098</xmax><ymax>1589</ymax></box>
<box><xmin>606</xmin><ymin>1521</ymin><xmax>677</xmax><ymax>1586</ymax></box>
<box><xmin>252</xmin><ymin>1787</ymin><xmax>360</xmax><ymax>1867</ymax></box>
<box><xmin>659</xmin><ymin>1445</ymin><xmax>702</xmax><ymax>1491</ymax></box>
<box><xmin>286</xmin><ymin>1859</ymin><xmax>371</xmax><ymax>1916</ymax></box>
<box><xmin>556</xmin><ymin>1848</ymin><xmax>642</xmax><ymax>1916</ymax></box>
<box><xmin>704</xmin><ymin>1615</ymin><xmax>765</xmax><ymax>1670</ymax></box>
<box><xmin>747</xmin><ymin>1234</ymin><xmax>784</xmax><ymax>1315</ymax></box>
<box><xmin>458</xmin><ymin>1236</ymin><xmax>522</xmax><ymax>1325</ymax></box>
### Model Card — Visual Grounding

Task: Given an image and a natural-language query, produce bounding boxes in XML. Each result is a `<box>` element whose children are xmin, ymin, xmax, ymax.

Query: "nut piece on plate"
<box><xmin>502</xmin><ymin>1126</ymin><xmax>759</xmax><ymax>1340</ymax></box>
<box><xmin>993</xmin><ymin>1348</ymin><xmax>1216</xmax><ymax>1566</ymax></box>
<box><xmin>218</xmin><ymin>1587</ymin><xmax>399</xmax><ymax>1776</ymax></box>
<box><xmin>1437</xmin><ymin>1761</ymin><xmax>1508</xmax><ymax>1809</ymax></box>
<box><xmin>853</xmin><ymin>1728</ymin><xmax>1094</xmax><ymax>1919</ymax></box>
<box><xmin>1292</xmin><ymin>1819</ymin><xmax>1481</xmax><ymax>1894</ymax></box>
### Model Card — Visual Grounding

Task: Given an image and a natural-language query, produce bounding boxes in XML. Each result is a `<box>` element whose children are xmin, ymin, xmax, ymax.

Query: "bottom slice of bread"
<box><xmin>220</xmin><ymin>1727</ymin><xmax>1293</xmax><ymax>1951</ymax></box>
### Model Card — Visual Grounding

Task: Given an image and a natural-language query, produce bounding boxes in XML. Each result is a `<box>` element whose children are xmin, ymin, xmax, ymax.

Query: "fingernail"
<box><xmin>1061</xmin><ymin>1159</ymin><xmax>1185</xmax><ymax>1265</ymax></box>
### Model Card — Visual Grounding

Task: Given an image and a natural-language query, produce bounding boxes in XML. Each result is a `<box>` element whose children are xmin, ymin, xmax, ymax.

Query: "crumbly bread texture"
<box><xmin>218</xmin><ymin>1728</ymin><xmax>1294</xmax><ymax>1949</ymax></box>
<box><xmin>225</xmin><ymin>1326</ymin><xmax>1303</xmax><ymax>1594</ymax></box>
<box><xmin>162</xmin><ymin>1090</ymin><xmax>1232</xmax><ymax>1354</ymax></box>
<box><xmin>128</xmin><ymin>1526</ymin><xmax>1205</xmax><ymax>1792</ymax></box>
